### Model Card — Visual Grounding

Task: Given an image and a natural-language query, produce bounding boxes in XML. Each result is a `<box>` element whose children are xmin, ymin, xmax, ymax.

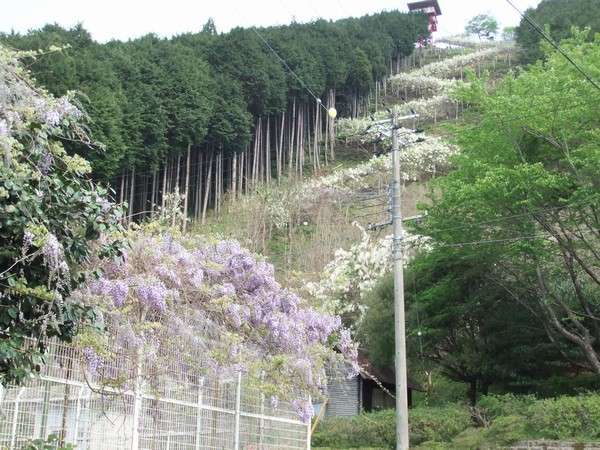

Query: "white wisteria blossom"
<box><xmin>414</xmin><ymin>45</ymin><xmax>511</xmax><ymax>79</ymax></box>
<box><xmin>306</xmin><ymin>223</ymin><xmax>422</xmax><ymax>319</ymax></box>
<box><xmin>436</xmin><ymin>36</ymin><xmax>505</xmax><ymax>49</ymax></box>
<box><xmin>388</xmin><ymin>73</ymin><xmax>460</xmax><ymax>100</ymax></box>
<box><xmin>313</xmin><ymin>134</ymin><xmax>455</xmax><ymax>187</ymax></box>
<box><xmin>337</xmin><ymin>97</ymin><xmax>459</xmax><ymax>144</ymax></box>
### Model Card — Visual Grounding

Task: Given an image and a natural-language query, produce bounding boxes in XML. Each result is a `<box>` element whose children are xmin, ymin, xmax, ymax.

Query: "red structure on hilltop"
<box><xmin>408</xmin><ymin>0</ymin><xmax>442</xmax><ymax>34</ymax></box>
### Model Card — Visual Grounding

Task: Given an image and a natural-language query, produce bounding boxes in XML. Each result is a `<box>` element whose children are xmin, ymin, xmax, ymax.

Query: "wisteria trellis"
<box><xmin>74</xmin><ymin>231</ymin><xmax>359</xmax><ymax>422</ymax></box>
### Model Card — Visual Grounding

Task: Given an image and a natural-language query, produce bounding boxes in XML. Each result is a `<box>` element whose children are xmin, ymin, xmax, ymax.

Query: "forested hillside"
<box><xmin>516</xmin><ymin>0</ymin><xmax>600</xmax><ymax>64</ymax></box>
<box><xmin>1</xmin><ymin>12</ymin><xmax>427</xmax><ymax>222</ymax></box>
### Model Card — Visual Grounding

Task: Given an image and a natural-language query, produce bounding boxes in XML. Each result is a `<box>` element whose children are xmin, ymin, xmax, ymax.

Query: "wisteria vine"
<box><xmin>74</xmin><ymin>230</ymin><xmax>359</xmax><ymax>421</ymax></box>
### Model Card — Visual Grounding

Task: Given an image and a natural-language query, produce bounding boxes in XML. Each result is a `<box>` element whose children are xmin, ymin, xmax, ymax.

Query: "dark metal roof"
<box><xmin>407</xmin><ymin>0</ymin><xmax>442</xmax><ymax>16</ymax></box>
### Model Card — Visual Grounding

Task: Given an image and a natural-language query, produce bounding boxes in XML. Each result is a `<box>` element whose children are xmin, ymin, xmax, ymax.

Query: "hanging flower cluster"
<box><xmin>74</xmin><ymin>230</ymin><xmax>358</xmax><ymax>421</ymax></box>
<box><xmin>337</xmin><ymin>95</ymin><xmax>461</xmax><ymax>142</ymax></box>
<box><xmin>306</xmin><ymin>224</ymin><xmax>422</xmax><ymax>321</ymax></box>
<box><xmin>331</xmin><ymin>131</ymin><xmax>456</xmax><ymax>180</ymax></box>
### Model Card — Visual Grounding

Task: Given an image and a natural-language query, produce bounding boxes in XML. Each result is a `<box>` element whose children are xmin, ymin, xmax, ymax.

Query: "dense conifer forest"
<box><xmin>1</xmin><ymin>12</ymin><xmax>427</xmax><ymax>221</ymax></box>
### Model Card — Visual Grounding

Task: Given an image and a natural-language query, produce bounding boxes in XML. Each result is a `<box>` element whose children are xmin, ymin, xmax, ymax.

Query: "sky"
<box><xmin>1</xmin><ymin>0</ymin><xmax>542</xmax><ymax>42</ymax></box>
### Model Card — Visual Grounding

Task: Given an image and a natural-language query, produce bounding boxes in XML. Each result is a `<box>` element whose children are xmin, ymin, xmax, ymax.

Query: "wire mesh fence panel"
<box><xmin>0</xmin><ymin>339</ymin><xmax>309</xmax><ymax>450</ymax></box>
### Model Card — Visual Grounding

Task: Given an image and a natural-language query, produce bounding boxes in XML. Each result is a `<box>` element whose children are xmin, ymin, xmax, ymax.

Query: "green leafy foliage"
<box><xmin>312</xmin><ymin>405</ymin><xmax>471</xmax><ymax>449</ymax></box>
<box><xmin>23</xmin><ymin>435</ymin><xmax>76</xmax><ymax>450</ymax></box>
<box><xmin>465</xmin><ymin>14</ymin><xmax>499</xmax><ymax>40</ymax></box>
<box><xmin>516</xmin><ymin>0</ymin><xmax>600</xmax><ymax>64</ymax></box>
<box><xmin>478</xmin><ymin>393</ymin><xmax>600</xmax><ymax>442</ymax></box>
<box><xmin>1</xmin><ymin>11</ymin><xmax>428</xmax><ymax>180</ymax></box>
<box><xmin>418</xmin><ymin>33</ymin><xmax>600</xmax><ymax>376</ymax></box>
<box><xmin>314</xmin><ymin>394</ymin><xmax>600</xmax><ymax>449</ymax></box>
<box><xmin>0</xmin><ymin>46</ymin><xmax>124</xmax><ymax>383</ymax></box>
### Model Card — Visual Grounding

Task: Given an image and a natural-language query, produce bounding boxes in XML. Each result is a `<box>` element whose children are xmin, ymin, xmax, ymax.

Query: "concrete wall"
<box><xmin>511</xmin><ymin>442</ymin><xmax>600</xmax><ymax>450</ymax></box>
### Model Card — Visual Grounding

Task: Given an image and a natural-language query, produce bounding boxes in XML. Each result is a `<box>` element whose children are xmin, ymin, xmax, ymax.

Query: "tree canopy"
<box><xmin>1</xmin><ymin>11</ymin><xmax>428</xmax><ymax>181</ymax></box>
<box><xmin>359</xmin><ymin>32</ymin><xmax>600</xmax><ymax>401</ymax></box>
<box><xmin>465</xmin><ymin>14</ymin><xmax>499</xmax><ymax>40</ymax></box>
<box><xmin>516</xmin><ymin>0</ymin><xmax>600</xmax><ymax>64</ymax></box>
<box><xmin>418</xmin><ymin>31</ymin><xmax>600</xmax><ymax>375</ymax></box>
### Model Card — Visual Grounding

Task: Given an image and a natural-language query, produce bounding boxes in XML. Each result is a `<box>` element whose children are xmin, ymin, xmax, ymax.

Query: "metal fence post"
<box><xmin>233</xmin><ymin>372</ymin><xmax>242</xmax><ymax>450</ymax></box>
<box><xmin>10</xmin><ymin>388</ymin><xmax>24</xmax><ymax>450</ymax></box>
<box><xmin>195</xmin><ymin>378</ymin><xmax>204</xmax><ymax>450</ymax></box>
<box><xmin>259</xmin><ymin>392</ymin><xmax>265</xmax><ymax>448</ymax></box>
<box><xmin>306</xmin><ymin>395</ymin><xmax>311</xmax><ymax>450</ymax></box>
<box><xmin>131</xmin><ymin>352</ymin><xmax>143</xmax><ymax>450</ymax></box>
<box><xmin>72</xmin><ymin>385</ymin><xmax>86</xmax><ymax>444</ymax></box>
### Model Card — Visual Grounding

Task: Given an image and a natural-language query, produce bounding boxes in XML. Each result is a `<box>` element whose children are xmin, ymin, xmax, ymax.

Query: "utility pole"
<box><xmin>391</xmin><ymin>110</ymin><xmax>409</xmax><ymax>450</ymax></box>
<box><xmin>363</xmin><ymin>111</ymin><xmax>418</xmax><ymax>449</ymax></box>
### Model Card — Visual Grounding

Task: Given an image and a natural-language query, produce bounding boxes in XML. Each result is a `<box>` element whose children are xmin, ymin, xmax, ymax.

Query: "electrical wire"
<box><xmin>504</xmin><ymin>0</ymin><xmax>600</xmax><ymax>92</ymax></box>
<box><xmin>412</xmin><ymin>198</ymin><xmax>598</xmax><ymax>237</ymax></box>
<box><xmin>250</xmin><ymin>27</ymin><xmax>328</xmax><ymax>111</ymax></box>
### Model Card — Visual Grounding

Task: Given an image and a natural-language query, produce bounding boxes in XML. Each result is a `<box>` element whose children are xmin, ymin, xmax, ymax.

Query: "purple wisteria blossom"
<box><xmin>339</xmin><ymin>329</ymin><xmax>360</xmax><ymax>377</ymax></box>
<box><xmin>38</xmin><ymin>151</ymin><xmax>54</xmax><ymax>175</ymax></box>
<box><xmin>76</xmin><ymin>232</ymin><xmax>359</xmax><ymax>422</ymax></box>
<box><xmin>43</xmin><ymin>109</ymin><xmax>61</xmax><ymax>127</ymax></box>
<box><xmin>83</xmin><ymin>347</ymin><xmax>103</xmax><ymax>376</ymax></box>
<box><xmin>41</xmin><ymin>233</ymin><xmax>67</xmax><ymax>279</ymax></box>
<box><xmin>90</xmin><ymin>278</ymin><xmax>129</xmax><ymax>307</ymax></box>
<box><xmin>21</xmin><ymin>230</ymin><xmax>34</xmax><ymax>256</ymax></box>
<box><xmin>217</xmin><ymin>283</ymin><xmax>236</xmax><ymax>297</ymax></box>
<box><xmin>56</xmin><ymin>97</ymin><xmax>82</xmax><ymax>120</ymax></box>
<box><xmin>292</xmin><ymin>399</ymin><xmax>314</xmax><ymax>423</ymax></box>
<box><xmin>136</xmin><ymin>280</ymin><xmax>168</xmax><ymax>312</ymax></box>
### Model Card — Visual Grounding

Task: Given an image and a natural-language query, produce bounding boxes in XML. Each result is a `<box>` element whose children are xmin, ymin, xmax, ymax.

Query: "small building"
<box><xmin>408</xmin><ymin>0</ymin><xmax>442</xmax><ymax>34</ymax></box>
<box><xmin>325</xmin><ymin>357</ymin><xmax>421</xmax><ymax>417</ymax></box>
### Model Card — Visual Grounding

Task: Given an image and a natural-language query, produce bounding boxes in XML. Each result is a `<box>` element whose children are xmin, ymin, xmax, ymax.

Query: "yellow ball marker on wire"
<box><xmin>317</xmin><ymin>98</ymin><xmax>337</xmax><ymax>119</ymax></box>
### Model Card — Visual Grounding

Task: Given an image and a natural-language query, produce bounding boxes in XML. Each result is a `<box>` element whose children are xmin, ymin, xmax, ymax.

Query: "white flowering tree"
<box><xmin>306</xmin><ymin>224</ymin><xmax>423</xmax><ymax>324</ymax></box>
<box><xmin>0</xmin><ymin>45</ymin><xmax>125</xmax><ymax>383</ymax></box>
<box><xmin>414</xmin><ymin>46</ymin><xmax>510</xmax><ymax>79</ymax></box>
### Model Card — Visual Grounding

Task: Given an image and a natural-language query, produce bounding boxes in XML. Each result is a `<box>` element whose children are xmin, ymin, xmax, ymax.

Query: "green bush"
<box><xmin>526</xmin><ymin>394</ymin><xmax>600</xmax><ymax>440</ymax></box>
<box><xmin>312</xmin><ymin>410</ymin><xmax>396</xmax><ymax>449</ymax></box>
<box><xmin>478</xmin><ymin>393</ymin><xmax>537</xmax><ymax>420</ymax></box>
<box><xmin>483</xmin><ymin>415</ymin><xmax>529</xmax><ymax>446</ymax></box>
<box><xmin>23</xmin><ymin>435</ymin><xmax>75</xmax><ymax>450</ymax></box>
<box><xmin>446</xmin><ymin>427</ymin><xmax>487</xmax><ymax>449</ymax></box>
<box><xmin>412</xmin><ymin>372</ymin><xmax>469</xmax><ymax>407</ymax></box>
<box><xmin>409</xmin><ymin>405</ymin><xmax>472</xmax><ymax>445</ymax></box>
<box><xmin>312</xmin><ymin>405</ymin><xmax>472</xmax><ymax>449</ymax></box>
<box><xmin>313</xmin><ymin>394</ymin><xmax>600</xmax><ymax>449</ymax></box>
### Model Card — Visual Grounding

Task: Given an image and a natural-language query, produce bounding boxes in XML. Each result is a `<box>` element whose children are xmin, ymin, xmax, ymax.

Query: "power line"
<box><xmin>250</xmin><ymin>27</ymin><xmax>328</xmax><ymax>111</ymax></box>
<box><xmin>437</xmin><ymin>226</ymin><xmax>600</xmax><ymax>249</ymax></box>
<box><xmin>504</xmin><ymin>0</ymin><xmax>600</xmax><ymax>92</ymax></box>
<box><xmin>413</xmin><ymin>198</ymin><xmax>598</xmax><ymax>237</ymax></box>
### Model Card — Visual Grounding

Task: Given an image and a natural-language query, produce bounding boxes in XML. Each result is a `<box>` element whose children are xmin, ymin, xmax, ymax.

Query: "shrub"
<box><xmin>312</xmin><ymin>410</ymin><xmax>396</xmax><ymax>449</ymax></box>
<box><xmin>312</xmin><ymin>404</ymin><xmax>471</xmax><ymax>449</ymax></box>
<box><xmin>478</xmin><ymin>393</ymin><xmax>537</xmax><ymax>420</ymax></box>
<box><xmin>313</xmin><ymin>394</ymin><xmax>600</xmax><ymax>448</ymax></box>
<box><xmin>526</xmin><ymin>394</ymin><xmax>600</xmax><ymax>440</ymax></box>
<box><xmin>409</xmin><ymin>404</ymin><xmax>472</xmax><ymax>445</ymax></box>
<box><xmin>483</xmin><ymin>415</ymin><xmax>529</xmax><ymax>446</ymax></box>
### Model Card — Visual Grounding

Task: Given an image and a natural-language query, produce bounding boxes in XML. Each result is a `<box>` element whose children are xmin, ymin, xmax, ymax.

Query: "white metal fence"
<box><xmin>0</xmin><ymin>340</ymin><xmax>309</xmax><ymax>449</ymax></box>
